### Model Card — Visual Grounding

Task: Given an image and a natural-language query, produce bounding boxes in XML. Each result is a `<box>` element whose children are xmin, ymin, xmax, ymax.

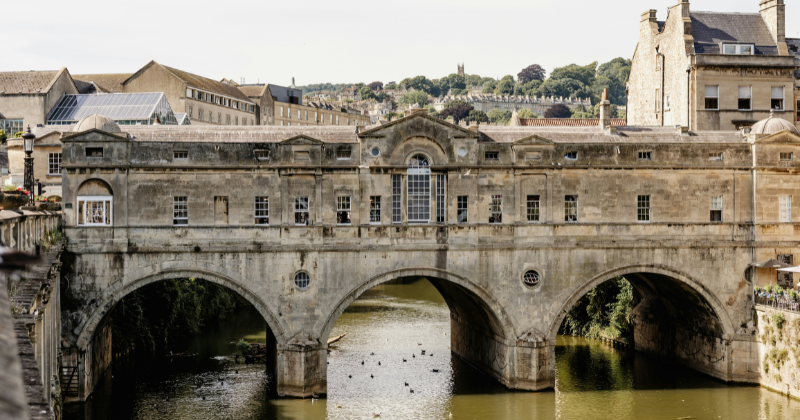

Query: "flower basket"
<box><xmin>35</xmin><ymin>202</ymin><xmax>61</xmax><ymax>211</ymax></box>
<box><xmin>1</xmin><ymin>191</ymin><xmax>29</xmax><ymax>210</ymax></box>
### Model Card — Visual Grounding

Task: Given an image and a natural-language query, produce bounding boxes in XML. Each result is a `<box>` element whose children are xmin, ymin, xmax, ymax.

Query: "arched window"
<box><xmin>76</xmin><ymin>179</ymin><xmax>113</xmax><ymax>226</ymax></box>
<box><xmin>407</xmin><ymin>154</ymin><xmax>431</xmax><ymax>223</ymax></box>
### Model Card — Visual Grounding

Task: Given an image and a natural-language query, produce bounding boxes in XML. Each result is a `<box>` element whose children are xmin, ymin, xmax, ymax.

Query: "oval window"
<box><xmin>457</xmin><ymin>148</ymin><xmax>467</xmax><ymax>157</ymax></box>
<box><xmin>294</xmin><ymin>272</ymin><xmax>311</xmax><ymax>290</ymax></box>
<box><xmin>371</xmin><ymin>147</ymin><xmax>381</xmax><ymax>157</ymax></box>
<box><xmin>523</xmin><ymin>270</ymin><xmax>540</xmax><ymax>287</ymax></box>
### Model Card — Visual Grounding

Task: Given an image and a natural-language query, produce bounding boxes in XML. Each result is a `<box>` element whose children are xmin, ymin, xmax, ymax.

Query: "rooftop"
<box><xmin>520</xmin><ymin>118</ymin><xmax>626</xmax><ymax>127</ymax></box>
<box><xmin>690</xmin><ymin>11</ymin><xmax>778</xmax><ymax>55</ymax></box>
<box><xmin>0</xmin><ymin>69</ymin><xmax>64</xmax><ymax>94</ymax></box>
<box><xmin>46</xmin><ymin>93</ymin><xmax>179</xmax><ymax>125</ymax></box>
<box><xmin>72</xmin><ymin>73</ymin><xmax>132</xmax><ymax>93</ymax></box>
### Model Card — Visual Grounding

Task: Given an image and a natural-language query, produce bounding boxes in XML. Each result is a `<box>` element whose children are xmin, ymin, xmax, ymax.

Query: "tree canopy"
<box><xmin>440</xmin><ymin>104</ymin><xmax>473</xmax><ymax>124</ymax></box>
<box><xmin>359</xmin><ymin>86</ymin><xmax>375</xmax><ymax>101</ymax></box>
<box><xmin>487</xmin><ymin>109</ymin><xmax>513</xmax><ymax>125</ymax></box>
<box><xmin>466</xmin><ymin>110</ymin><xmax>489</xmax><ymax>124</ymax></box>
<box><xmin>399</xmin><ymin>76</ymin><xmax>441</xmax><ymax>96</ymax></box>
<box><xmin>385</xmin><ymin>82</ymin><xmax>397</xmax><ymax>89</ymax></box>
<box><xmin>517</xmin><ymin>64</ymin><xmax>547</xmax><ymax>84</ymax></box>
<box><xmin>368</xmin><ymin>81</ymin><xmax>383</xmax><ymax>91</ymax></box>
<box><xmin>544</xmin><ymin>104</ymin><xmax>572</xmax><ymax>118</ymax></box>
<box><xmin>399</xmin><ymin>91</ymin><xmax>430</xmax><ymax>108</ymax></box>
<box><xmin>517</xmin><ymin>108</ymin><xmax>539</xmax><ymax>119</ymax></box>
<box><xmin>438</xmin><ymin>73</ymin><xmax>466</xmax><ymax>94</ymax></box>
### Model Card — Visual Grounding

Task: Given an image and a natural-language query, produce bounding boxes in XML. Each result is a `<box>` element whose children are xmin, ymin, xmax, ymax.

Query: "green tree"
<box><xmin>560</xmin><ymin>277</ymin><xmax>638</xmax><ymax>340</ymax></box>
<box><xmin>482</xmin><ymin>80</ymin><xmax>497</xmax><ymax>92</ymax></box>
<box><xmin>368</xmin><ymin>81</ymin><xmax>383</xmax><ymax>90</ymax></box>
<box><xmin>550</xmin><ymin>62</ymin><xmax>597</xmax><ymax>86</ymax></box>
<box><xmin>384</xmin><ymin>112</ymin><xmax>402</xmax><ymax>121</ymax></box>
<box><xmin>399</xmin><ymin>91</ymin><xmax>430</xmax><ymax>108</ymax></box>
<box><xmin>544</xmin><ymin>104</ymin><xmax>572</xmax><ymax>118</ymax></box>
<box><xmin>570</xmin><ymin>104</ymin><xmax>598</xmax><ymax>119</ymax></box>
<box><xmin>0</xmin><ymin>129</ymin><xmax>6</xmax><ymax>145</ymax></box>
<box><xmin>443</xmin><ymin>99</ymin><xmax>471</xmax><ymax>110</ymax></box>
<box><xmin>487</xmin><ymin>108</ymin><xmax>513</xmax><ymax>125</ymax></box>
<box><xmin>441</xmin><ymin>101</ymin><xmax>474</xmax><ymax>124</ymax></box>
<box><xmin>465</xmin><ymin>74</ymin><xmax>483</xmax><ymax>88</ymax></box>
<box><xmin>385</xmin><ymin>82</ymin><xmax>397</xmax><ymax>89</ymax></box>
<box><xmin>596</xmin><ymin>58</ymin><xmax>632</xmax><ymax>105</ymax></box>
<box><xmin>399</xmin><ymin>76</ymin><xmax>440</xmax><ymax>96</ymax></box>
<box><xmin>517</xmin><ymin>108</ymin><xmax>539</xmax><ymax>119</ymax></box>
<box><xmin>495</xmin><ymin>78</ymin><xmax>515</xmax><ymax>95</ymax></box>
<box><xmin>438</xmin><ymin>73</ymin><xmax>466</xmax><ymax>94</ymax></box>
<box><xmin>374</xmin><ymin>91</ymin><xmax>389</xmax><ymax>102</ymax></box>
<box><xmin>450</xmin><ymin>88</ymin><xmax>468</xmax><ymax>96</ymax></box>
<box><xmin>466</xmin><ymin>110</ymin><xmax>489</xmax><ymax>123</ymax></box>
<box><xmin>360</xmin><ymin>86</ymin><xmax>376</xmax><ymax>101</ymax></box>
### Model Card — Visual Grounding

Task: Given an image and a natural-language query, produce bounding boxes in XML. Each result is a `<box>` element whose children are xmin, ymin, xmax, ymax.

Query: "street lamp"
<box><xmin>21</xmin><ymin>125</ymin><xmax>35</xmax><ymax>205</ymax></box>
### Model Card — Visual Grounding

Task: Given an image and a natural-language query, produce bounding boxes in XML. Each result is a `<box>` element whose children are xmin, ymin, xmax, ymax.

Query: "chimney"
<box><xmin>599</xmin><ymin>88</ymin><xmax>611</xmax><ymax>129</ymax></box>
<box><xmin>760</xmin><ymin>0</ymin><xmax>788</xmax><ymax>54</ymax></box>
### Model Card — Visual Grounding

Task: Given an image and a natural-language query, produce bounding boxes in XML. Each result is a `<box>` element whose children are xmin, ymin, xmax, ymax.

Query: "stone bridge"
<box><xmin>54</xmin><ymin>112</ymin><xmax>800</xmax><ymax>399</ymax></box>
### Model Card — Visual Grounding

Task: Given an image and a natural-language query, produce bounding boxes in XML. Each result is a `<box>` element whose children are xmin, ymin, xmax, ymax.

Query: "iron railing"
<box><xmin>754</xmin><ymin>294</ymin><xmax>800</xmax><ymax>313</ymax></box>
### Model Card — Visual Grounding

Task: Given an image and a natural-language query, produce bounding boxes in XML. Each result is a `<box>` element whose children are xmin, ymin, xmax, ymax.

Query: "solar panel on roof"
<box><xmin>46</xmin><ymin>93</ymin><xmax>178</xmax><ymax>125</ymax></box>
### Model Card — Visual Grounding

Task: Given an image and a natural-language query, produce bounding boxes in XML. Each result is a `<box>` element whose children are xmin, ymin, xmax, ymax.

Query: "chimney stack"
<box><xmin>760</xmin><ymin>0</ymin><xmax>788</xmax><ymax>54</ymax></box>
<box><xmin>599</xmin><ymin>88</ymin><xmax>611</xmax><ymax>129</ymax></box>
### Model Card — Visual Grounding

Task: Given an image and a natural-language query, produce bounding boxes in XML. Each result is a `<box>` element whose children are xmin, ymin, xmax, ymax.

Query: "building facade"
<box><xmin>434</xmin><ymin>94</ymin><xmax>591</xmax><ymax>117</ymax></box>
<box><xmin>628</xmin><ymin>0</ymin><xmax>800</xmax><ymax>131</ymax></box>
<box><xmin>0</xmin><ymin>68</ymin><xmax>79</xmax><ymax>135</ymax></box>
<box><xmin>239</xmin><ymin>83</ymin><xmax>369</xmax><ymax>127</ymax></box>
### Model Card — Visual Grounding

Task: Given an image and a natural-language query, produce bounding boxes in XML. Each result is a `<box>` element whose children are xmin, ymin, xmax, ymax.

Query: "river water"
<box><xmin>66</xmin><ymin>278</ymin><xmax>800</xmax><ymax>420</ymax></box>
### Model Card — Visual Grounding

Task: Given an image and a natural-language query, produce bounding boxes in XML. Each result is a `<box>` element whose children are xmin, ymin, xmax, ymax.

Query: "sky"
<box><xmin>3</xmin><ymin>0</ymin><xmax>798</xmax><ymax>86</ymax></box>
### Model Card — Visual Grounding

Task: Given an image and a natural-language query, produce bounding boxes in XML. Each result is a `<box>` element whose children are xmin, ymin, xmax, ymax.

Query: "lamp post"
<box><xmin>21</xmin><ymin>125</ymin><xmax>35</xmax><ymax>206</ymax></box>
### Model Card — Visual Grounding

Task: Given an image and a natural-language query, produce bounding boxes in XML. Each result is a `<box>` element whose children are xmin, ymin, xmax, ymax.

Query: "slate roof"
<box><xmin>123</xmin><ymin>125</ymin><xmax>363</xmax><ymax>143</ymax></box>
<box><xmin>238</xmin><ymin>85</ymin><xmax>266</xmax><ymax>97</ymax></box>
<box><xmin>0</xmin><ymin>70</ymin><xmax>61</xmax><ymax>94</ymax></box>
<box><xmin>690</xmin><ymin>12</ymin><xmax>778</xmax><ymax>55</ymax></box>
<box><xmin>160</xmin><ymin>64</ymin><xmax>254</xmax><ymax>104</ymax></box>
<box><xmin>478</xmin><ymin>126</ymin><xmax>746</xmax><ymax>144</ymax></box>
<box><xmin>520</xmin><ymin>118</ymin><xmax>626</xmax><ymax>127</ymax></box>
<box><xmin>786</xmin><ymin>38</ymin><xmax>800</xmax><ymax>78</ymax></box>
<box><xmin>72</xmin><ymin>73</ymin><xmax>132</xmax><ymax>93</ymax></box>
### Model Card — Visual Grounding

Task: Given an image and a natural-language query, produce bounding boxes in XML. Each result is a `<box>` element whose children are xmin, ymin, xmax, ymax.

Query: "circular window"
<box><xmin>523</xmin><ymin>270</ymin><xmax>541</xmax><ymax>287</ymax></box>
<box><xmin>457</xmin><ymin>148</ymin><xmax>467</xmax><ymax>157</ymax></box>
<box><xmin>371</xmin><ymin>147</ymin><xmax>381</xmax><ymax>157</ymax></box>
<box><xmin>294</xmin><ymin>272</ymin><xmax>311</xmax><ymax>290</ymax></box>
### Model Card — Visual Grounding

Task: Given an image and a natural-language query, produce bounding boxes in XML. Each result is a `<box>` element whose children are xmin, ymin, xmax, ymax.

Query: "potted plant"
<box><xmin>0</xmin><ymin>187</ymin><xmax>29</xmax><ymax>210</ymax></box>
<box><xmin>775</xmin><ymin>285</ymin><xmax>784</xmax><ymax>297</ymax></box>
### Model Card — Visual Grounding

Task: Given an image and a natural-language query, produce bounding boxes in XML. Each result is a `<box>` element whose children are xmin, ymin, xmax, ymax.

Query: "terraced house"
<box><xmin>628</xmin><ymin>0</ymin><xmax>800</xmax><ymax>131</ymax></box>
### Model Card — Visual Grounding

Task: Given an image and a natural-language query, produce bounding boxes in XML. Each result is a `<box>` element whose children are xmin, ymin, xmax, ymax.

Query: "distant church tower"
<box><xmin>457</xmin><ymin>63</ymin><xmax>464</xmax><ymax>77</ymax></box>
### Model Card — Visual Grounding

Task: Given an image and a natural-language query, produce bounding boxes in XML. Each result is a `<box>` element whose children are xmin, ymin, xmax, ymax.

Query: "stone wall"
<box><xmin>757</xmin><ymin>306</ymin><xmax>800</xmax><ymax>398</ymax></box>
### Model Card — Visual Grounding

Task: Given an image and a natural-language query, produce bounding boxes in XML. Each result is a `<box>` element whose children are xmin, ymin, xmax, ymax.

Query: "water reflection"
<box><xmin>66</xmin><ymin>278</ymin><xmax>800</xmax><ymax>420</ymax></box>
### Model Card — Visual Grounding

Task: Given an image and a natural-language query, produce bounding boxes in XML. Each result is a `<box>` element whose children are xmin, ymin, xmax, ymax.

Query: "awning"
<box><xmin>749</xmin><ymin>259</ymin><xmax>793</xmax><ymax>268</ymax></box>
<box><xmin>777</xmin><ymin>266</ymin><xmax>800</xmax><ymax>273</ymax></box>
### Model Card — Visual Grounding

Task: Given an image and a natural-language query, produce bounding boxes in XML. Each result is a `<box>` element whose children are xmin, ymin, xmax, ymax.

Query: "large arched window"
<box><xmin>76</xmin><ymin>179</ymin><xmax>113</xmax><ymax>226</ymax></box>
<box><xmin>407</xmin><ymin>154</ymin><xmax>431</xmax><ymax>223</ymax></box>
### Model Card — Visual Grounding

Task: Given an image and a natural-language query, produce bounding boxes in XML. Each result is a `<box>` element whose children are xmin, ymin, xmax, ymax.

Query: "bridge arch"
<box><xmin>547</xmin><ymin>263</ymin><xmax>737</xmax><ymax>342</ymax></box>
<box><xmin>76</xmin><ymin>268</ymin><xmax>286</xmax><ymax>349</ymax></box>
<box><xmin>318</xmin><ymin>267</ymin><xmax>517</xmax><ymax>348</ymax></box>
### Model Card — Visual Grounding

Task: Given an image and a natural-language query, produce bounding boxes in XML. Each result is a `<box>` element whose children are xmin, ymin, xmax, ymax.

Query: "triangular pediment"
<box><xmin>754</xmin><ymin>130</ymin><xmax>800</xmax><ymax>145</ymax></box>
<box><xmin>279</xmin><ymin>135</ymin><xmax>324</xmax><ymax>145</ymax></box>
<box><xmin>513</xmin><ymin>134</ymin><xmax>555</xmax><ymax>146</ymax></box>
<box><xmin>61</xmin><ymin>128</ymin><xmax>128</xmax><ymax>142</ymax></box>
<box><xmin>358</xmin><ymin>112</ymin><xmax>479</xmax><ymax>139</ymax></box>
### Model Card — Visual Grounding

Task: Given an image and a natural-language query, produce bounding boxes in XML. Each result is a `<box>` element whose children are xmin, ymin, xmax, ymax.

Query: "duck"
<box><xmin>404</xmin><ymin>382</ymin><xmax>409</xmax><ymax>386</ymax></box>
<box><xmin>403</xmin><ymin>358</ymin><xmax>407</xmax><ymax>362</ymax></box>
<box><xmin>378</xmin><ymin>361</ymin><xmax>381</xmax><ymax>366</ymax></box>
<box><xmin>370</xmin><ymin>374</ymin><xmax>374</xmax><ymax>378</ymax></box>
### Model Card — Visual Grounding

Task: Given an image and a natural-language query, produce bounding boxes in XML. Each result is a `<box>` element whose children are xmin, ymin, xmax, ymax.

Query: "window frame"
<box><xmin>771</xmin><ymin>86</ymin><xmax>785</xmax><ymax>111</ymax></box>
<box><xmin>76</xmin><ymin>195</ymin><xmax>113</xmax><ymax>227</ymax></box>
<box><xmin>780</xmin><ymin>152</ymin><xmax>793</xmax><ymax>161</ymax></box>
<box><xmin>484</xmin><ymin>151</ymin><xmax>500</xmax><ymax>161</ymax></box>
<box><xmin>565</xmin><ymin>195</ymin><xmax>578</xmax><ymax>223</ymax></box>
<box><xmin>295</xmin><ymin>197</ymin><xmax>310</xmax><ymax>225</ymax></box>
<box><xmin>48</xmin><ymin>152</ymin><xmax>62</xmax><ymax>175</ymax></box>
<box><xmin>489</xmin><ymin>195</ymin><xmax>503</xmax><ymax>224</ymax></box>
<box><xmin>704</xmin><ymin>85</ymin><xmax>719</xmax><ymax>110</ymax></box>
<box><xmin>173</xmin><ymin>196</ymin><xmax>188</xmax><ymax>225</ymax></box>
<box><xmin>436</xmin><ymin>174</ymin><xmax>446</xmax><ymax>223</ymax></box>
<box><xmin>710</xmin><ymin>195</ymin><xmax>723</xmax><ymax>222</ymax></box>
<box><xmin>738</xmin><ymin>86</ymin><xmax>752</xmax><ymax>111</ymax></box>
<box><xmin>336</xmin><ymin>196</ymin><xmax>352</xmax><ymax>225</ymax></box>
<box><xmin>779</xmin><ymin>195</ymin><xmax>792</xmax><ymax>223</ymax></box>
<box><xmin>254</xmin><ymin>196</ymin><xmax>269</xmax><ymax>225</ymax></box>
<box><xmin>564</xmin><ymin>151</ymin><xmax>578</xmax><ymax>161</ymax></box>
<box><xmin>637</xmin><ymin>195</ymin><xmax>651</xmax><ymax>223</ymax></box>
<box><xmin>336</xmin><ymin>149</ymin><xmax>352</xmax><ymax>160</ymax></box>
<box><xmin>457</xmin><ymin>195</ymin><xmax>468</xmax><ymax>224</ymax></box>
<box><xmin>86</xmin><ymin>147</ymin><xmax>104</xmax><ymax>158</ymax></box>
<box><xmin>173</xmin><ymin>150</ymin><xmax>188</xmax><ymax>160</ymax></box>
<box><xmin>723</xmin><ymin>44</ymin><xmax>754</xmax><ymax>55</ymax></box>
<box><xmin>392</xmin><ymin>174</ymin><xmax>402</xmax><ymax>224</ymax></box>
<box><xmin>638</xmin><ymin>151</ymin><xmax>652</xmax><ymax>161</ymax></box>
<box><xmin>370</xmin><ymin>196</ymin><xmax>381</xmax><ymax>224</ymax></box>
<box><xmin>526</xmin><ymin>195</ymin><xmax>540</xmax><ymax>223</ymax></box>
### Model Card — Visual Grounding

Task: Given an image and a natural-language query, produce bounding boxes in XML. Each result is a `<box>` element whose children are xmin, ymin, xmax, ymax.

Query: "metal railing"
<box><xmin>754</xmin><ymin>294</ymin><xmax>800</xmax><ymax>313</ymax></box>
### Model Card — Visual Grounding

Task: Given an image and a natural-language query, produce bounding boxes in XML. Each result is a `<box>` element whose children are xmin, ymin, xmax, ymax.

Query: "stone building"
<box><xmin>627</xmin><ymin>0</ymin><xmax>800</xmax><ymax>131</ymax></box>
<box><xmin>0</xmin><ymin>68</ymin><xmax>79</xmax><ymax>135</ymax></box>
<box><xmin>434</xmin><ymin>94</ymin><xmax>591</xmax><ymax>116</ymax></box>
<box><xmin>239</xmin><ymin>83</ymin><xmax>369</xmax><ymax>127</ymax></box>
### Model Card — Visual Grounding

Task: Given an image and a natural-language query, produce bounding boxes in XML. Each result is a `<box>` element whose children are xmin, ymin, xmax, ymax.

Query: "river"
<box><xmin>65</xmin><ymin>278</ymin><xmax>800</xmax><ymax>420</ymax></box>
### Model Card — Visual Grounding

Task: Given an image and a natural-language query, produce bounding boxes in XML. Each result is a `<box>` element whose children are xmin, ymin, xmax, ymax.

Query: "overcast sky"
<box><xmin>4</xmin><ymin>0</ymin><xmax>798</xmax><ymax>85</ymax></box>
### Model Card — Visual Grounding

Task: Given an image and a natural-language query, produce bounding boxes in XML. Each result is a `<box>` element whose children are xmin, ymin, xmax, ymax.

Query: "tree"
<box><xmin>438</xmin><ymin>73</ymin><xmax>466</xmax><ymax>93</ymax></box>
<box><xmin>359</xmin><ymin>86</ymin><xmax>375</xmax><ymax>101</ymax></box>
<box><xmin>399</xmin><ymin>91</ymin><xmax>430</xmax><ymax>108</ymax></box>
<box><xmin>368</xmin><ymin>81</ymin><xmax>383</xmax><ymax>91</ymax></box>
<box><xmin>399</xmin><ymin>76</ymin><xmax>440</xmax><ymax>96</ymax></box>
<box><xmin>550</xmin><ymin>62</ymin><xmax>597</xmax><ymax>87</ymax></box>
<box><xmin>443</xmin><ymin>99</ymin><xmax>471</xmax><ymax>110</ymax></box>
<box><xmin>440</xmin><ymin>100</ymin><xmax>474</xmax><ymax>123</ymax></box>
<box><xmin>450</xmin><ymin>88</ymin><xmax>468</xmax><ymax>96</ymax></box>
<box><xmin>495</xmin><ymin>78</ymin><xmax>515</xmax><ymax>95</ymax></box>
<box><xmin>482</xmin><ymin>86</ymin><xmax>495</xmax><ymax>94</ymax></box>
<box><xmin>515</xmin><ymin>79</ymin><xmax>542</xmax><ymax>97</ymax></box>
<box><xmin>465</xmin><ymin>74</ymin><xmax>483</xmax><ymax>88</ymax></box>
<box><xmin>0</xmin><ymin>129</ymin><xmax>6</xmax><ymax>145</ymax></box>
<box><xmin>570</xmin><ymin>104</ymin><xmax>598</xmax><ymax>119</ymax></box>
<box><xmin>385</xmin><ymin>82</ymin><xmax>397</xmax><ymax>90</ymax></box>
<box><xmin>466</xmin><ymin>110</ymin><xmax>489</xmax><ymax>124</ymax></box>
<box><xmin>482</xmin><ymin>80</ymin><xmax>497</xmax><ymax>91</ymax></box>
<box><xmin>487</xmin><ymin>109</ymin><xmax>512</xmax><ymax>125</ymax></box>
<box><xmin>384</xmin><ymin>112</ymin><xmax>402</xmax><ymax>121</ymax></box>
<box><xmin>517</xmin><ymin>108</ymin><xmax>539</xmax><ymax>119</ymax></box>
<box><xmin>517</xmin><ymin>64</ymin><xmax>547</xmax><ymax>84</ymax></box>
<box><xmin>374</xmin><ymin>91</ymin><xmax>389</xmax><ymax>102</ymax></box>
<box><xmin>544</xmin><ymin>104</ymin><xmax>572</xmax><ymax>118</ymax></box>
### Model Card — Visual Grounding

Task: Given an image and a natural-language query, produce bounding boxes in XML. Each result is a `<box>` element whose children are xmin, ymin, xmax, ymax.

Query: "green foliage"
<box><xmin>14</xmin><ymin>131</ymin><xmax>23</xmax><ymax>138</ymax></box>
<box><xmin>560</xmin><ymin>277</ymin><xmax>639</xmax><ymax>340</ymax></box>
<box><xmin>482</xmin><ymin>80</ymin><xmax>497</xmax><ymax>91</ymax></box>
<box><xmin>367</xmin><ymin>81</ymin><xmax>383</xmax><ymax>90</ymax></box>
<box><xmin>236</xmin><ymin>339</ymin><xmax>250</xmax><ymax>353</ymax></box>
<box><xmin>570</xmin><ymin>105</ymin><xmax>598</xmax><ymax>119</ymax></box>
<box><xmin>486</xmin><ymin>109</ymin><xmax>512</xmax><ymax>125</ymax></box>
<box><xmin>495</xmin><ymin>78</ymin><xmax>515</xmax><ymax>95</ymax></box>
<box><xmin>517</xmin><ymin>108</ymin><xmax>539</xmax><ymax>119</ymax></box>
<box><xmin>482</xmin><ymin>86</ymin><xmax>495</xmax><ymax>94</ymax></box>
<box><xmin>399</xmin><ymin>76</ymin><xmax>440</xmax><ymax>96</ymax></box>
<box><xmin>111</xmin><ymin>278</ymin><xmax>248</xmax><ymax>354</ymax></box>
<box><xmin>374</xmin><ymin>91</ymin><xmax>389</xmax><ymax>102</ymax></box>
<box><xmin>359</xmin><ymin>86</ymin><xmax>375</xmax><ymax>101</ymax></box>
<box><xmin>775</xmin><ymin>285</ymin><xmax>785</xmax><ymax>296</ymax></box>
<box><xmin>514</xmin><ymin>80</ymin><xmax>542</xmax><ymax>97</ymax></box>
<box><xmin>384</xmin><ymin>112</ymin><xmax>402</xmax><ymax>121</ymax></box>
<box><xmin>0</xmin><ymin>129</ymin><xmax>6</xmax><ymax>144</ymax></box>
<box><xmin>384</xmin><ymin>82</ymin><xmax>397</xmax><ymax>90</ymax></box>
<box><xmin>298</xmin><ymin>82</ymin><xmax>349</xmax><ymax>95</ymax></box>
<box><xmin>765</xmin><ymin>284</ymin><xmax>773</xmax><ymax>293</ymax></box>
<box><xmin>450</xmin><ymin>88</ymin><xmax>468</xmax><ymax>96</ymax></box>
<box><xmin>465</xmin><ymin>74</ymin><xmax>484</xmax><ymax>88</ymax></box>
<box><xmin>545</xmin><ymin>104</ymin><xmax>572</xmax><ymax>119</ymax></box>
<box><xmin>443</xmin><ymin>100</ymin><xmax>470</xmax><ymax>110</ymax></box>
<box><xmin>399</xmin><ymin>91</ymin><xmax>430</xmax><ymax>108</ymax></box>
<box><xmin>466</xmin><ymin>110</ymin><xmax>489</xmax><ymax>124</ymax></box>
<box><xmin>773</xmin><ymin>312</ymin><xmax>786</xmax><ymax>332</ymax></box>
<box><xmin>40</xmin><ymin>228</ymin><xmax>64</xmax><ymax>252</ymax></box>
<box><xmin>440</xmin><ymin>103</ymin><xmax>473</xmax><ymax>123</ymax></box>
<box><xmin>550</xmin><ymin>62</ymin><xmax>597</xmax><ymax>86</ymax></box>
<box><xmin>518</xmin><ymin>64</ymin><xmax>547</xmax><ymax>84</ymax></box>
<box><xmin>769</xmin><ymin>347</ymin><xmax>789</xmax><ymax>369</ymax></box>
<box><xmin>438</xmin><ymin>73</ymin><xmax>466</xmax><ymax>93</ymax></box>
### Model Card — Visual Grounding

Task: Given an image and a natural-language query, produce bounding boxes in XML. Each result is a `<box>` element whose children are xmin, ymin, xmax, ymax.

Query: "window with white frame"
<box><xmin>638</xmin><ymin>151</ymin><xmax>652</xmax><ymax>161</ymax></box>
<box><xmin>336</xmin><ymin>149</ymin><xmax>351</xmax><ymax>160</ymax></box>
<box><xmin>565</xmin><ymin>195</ymin><xmax>578</xmax><ymax>222</ymax></box>
<box><xmin>564</xmin><ymin>151</ymin><xmax>578</xmax><ymax>161</ymax></box>
<box><xmin>710</xmin><ymin>196</ymin><xmax>722</xmax><ymax>222</ymax></box>
<box><xmin>436</xmin><ymin>174</ymin><xmax>446</xmax><ymax>223</ymax></box>
<box><xmin>337</xmin><ymin>196</ymin><xmax>351</xmax><ymax>225</ymax></box>
<box><xmin>638</xmin><ymin>195</ymin><xmax>650</xmax><ymax>222</ymax></box>
<box><xmin>780</xmin><ymin>152</ymin><xmax>793</xmax><ymax>161</ymax></box>
<box><xmin>709</xmin><ymin>152</ymin><xmax>724</xmax><ymax>161</ymax></box>
<box><xmin>704</xmin><ymin>86</ymin><xmax>719</xmax><ymax>110</ymax></box>
<box><xmin>295</xmin><ymin>197</ymin><xmax>309</xmax><ymax>225</ymax></box>
<box><xmin>738</xmin><ymin>86</ymin><xmax>752</xmax><ymax>110</ymax></box>
<box><xmin>457</xmin><ymin>195</ymin><xmax>468</xmax><ymax>223</ymax></box>
<box><xmin>370</xmin><ymin>196</ymin><xmax>381</xmax><ymax>223</ymax></box>
<box><xmin>186</xmin><ymin>88</ymin><xmax>192</xmax><ymax>98</ymax></box>
<box><xmin>780</xmin><ymin>195</ymin><xmax>792</xmax><ymax>222</ymax></box>
<box><xmin>173</xmin><ymin>151</ymin><xmax>188</xmax><ymax>160</ymax></box>
<box><xmin>255</xmin><ymin>196</ymin><xmax>269</xmax><ymax>225</ymax></box>
<box><xmin>527</xmin><ymin>195</ymin><xmax>540</xmax><ymax>222</ymax></box>
<box><xmin>655</xmin><ymin>88</ymin><xmax>661</xmax><ymax>112</ymax></box>
<box><xmin>48</xmin><ymin>153</ymin><xmax>62</xmax><ymax>175</ymax></box>
<box><xmin>392</xmin><ymin>174</ymin><xmax>402</xmax><ymax>223</ymax></box>
<box><xmin>77</xmin><ymin>196</ymin><xmax>113</xmax><ymax>226</ymax></box>
<box><xmin>723</xmin><ymin>44</ymin><xmax>753</xmax><ymax>55</ymax></box>
<box><xmin>280</xmin><ymin>106</ymin><xmax>284</xmax><ymax>117</ymax></box>
<box><xmin>173</xmin><ymin>196</ymin><xmax>188</xmax><ymax>225</ymax></box>
<box><xmin>489</xmin><ymin>195</ymin><xmax>502</xmax><ymax>224</ymax></box>
<box><xmin>407</xmin><ymin>155</ymin><xmax>431</xmax><ymax>223</ymax></box>
<box><xmin>771</xmin><ymin>86</ymin><xmax>784</xmax><ymax>111</ymax></box>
